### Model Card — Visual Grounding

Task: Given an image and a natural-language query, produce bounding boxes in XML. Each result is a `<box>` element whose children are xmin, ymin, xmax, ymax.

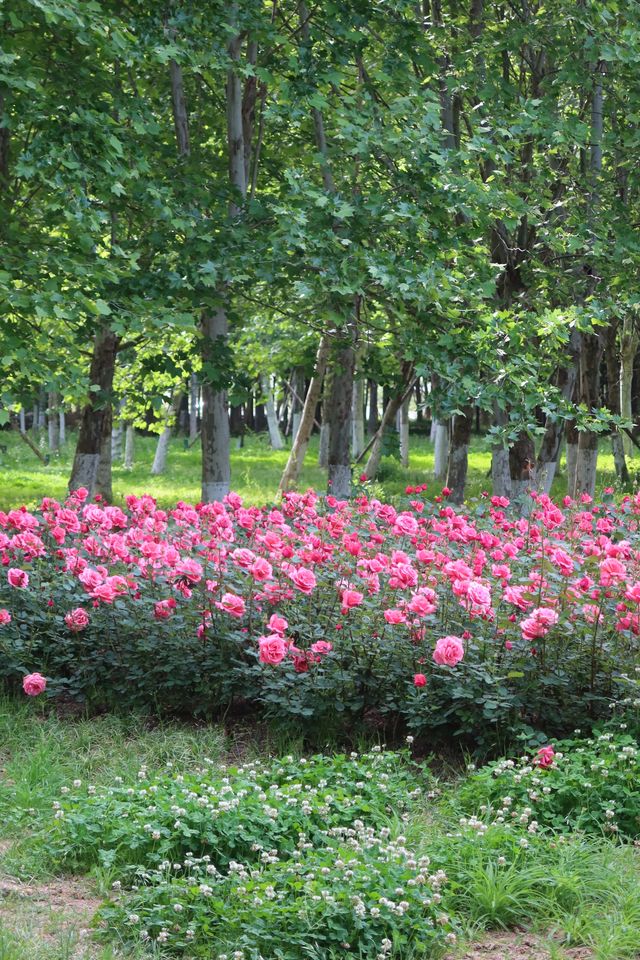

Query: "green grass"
<box><xmin>2</xmin><ymin>427</ymin><xmax>639</xmax><ymax>510</ymax></box>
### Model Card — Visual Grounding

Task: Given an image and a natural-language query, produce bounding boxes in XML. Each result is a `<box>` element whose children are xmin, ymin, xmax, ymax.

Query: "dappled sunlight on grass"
<box><xmin>1</xmin><ymin>428</ymin><xmax>638</xmax><ymax>508</ymax></box>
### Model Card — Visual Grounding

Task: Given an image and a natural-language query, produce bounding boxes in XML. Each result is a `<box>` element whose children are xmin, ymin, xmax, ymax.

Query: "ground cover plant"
<box><xmin>2</xmin><ymin>485</ymin><xmax>640</xmax><ymax>750</ymax></box>
<box><xmin>2</xmin><ymin>702</ymin><xmax>640</xmax><ymax>960</ymax></box>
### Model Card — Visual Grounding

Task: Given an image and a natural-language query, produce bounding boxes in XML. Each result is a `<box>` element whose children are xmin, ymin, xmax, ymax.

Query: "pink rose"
<box><xmin>536</xmin><ymin>745</ymin><xmax>555</xmax><ymax>768</ymax></box>
<box><xmin>384</xmin><ymin>608</ymin><xmax>406</xmax><ymax>624</ymax></box>
<box><xmin>154</xmin><ymin>600</ymin><xmax>175</xmax><ymax>621</ymax></box>
<box><xmin>23</xmin><ymin>672</ymin><xmax>46</xmax><ymax>696</ymax></box>
<box><xmin>216</xmin><ymin>593</ymin><xmax>246</xmax><ymax>618</ymax></box>
<box><xmin>341</xmin><ymin>589</ymin><xmax>364</xmax><ymax>613</ymax></box>
<box><xmin>64</xmin><ymin>608</ymin><xmax>90</xmax><ymax>632</ymax></box>
<box><xmin>268</xmin><ymin>614</ymin><xmax>288</xmax><ymax>635</ymax></box>
<box><xmin>414</xmin><ymin>673</ymin><xmax>427</xmax><ymax>687</ymax></box>
<box><xmin>520</xmin><ymin>607</ymin><xmax>558</xmax><ymax>641</ymax></box>
<box><xmin>0</xmin><ymin>608</ymin><xmax>11</xmax><ymax>626</ymax></box>
<box><xmin>7</xmin><ymin>568</ymin><xmax>29</xmax><ymax>589</ymax></box>
<box><xmin>433</xmin><ymin>635</ymin><xmax>465</xmax><ymax>667</ymax></box>
<box><xmin>310</xmin><ymin>640</ymin><xmax>333</xmax><ymax>656</ymax></box>
<box><xmin>408</xmin><ymin>592</ymin><xmax>437</xmax><ymax>616</ymax></box>
<box><xmin>258</xmin><ymin>633</ymin><xmax>287</xmax><ymax>665</ymax></box>
<box><xmin>91</xmin><ymin>582</ymin><xmax>118</xmax><ymax>603</ymax></box>
<box><xmin>250</xmin><ymin>557</ymin><xmax>273</xmax><ymax>581</ymax></box>
<box><xmin>290</xmin><ymin>646</ymin><xmax>311</xmax><ymax>673</ymax></box>
<box><xmin>289</xmin><ymin>567</ymin><xmax>316</xmax><ymax>594</ymax></box>
<box><xmin>393</xmin><ymin>512</ymin><xmax>418</xmax><ymax>536</ymax></box>
<box><xmin>79</xmin><ymin>567</ymin><xmax>103</xmax><ymax>590</ymax></box>
<box><xmin>231</xmin><ymin>548</ymin><xmax>256</xmax><ymax>568</ymax></box>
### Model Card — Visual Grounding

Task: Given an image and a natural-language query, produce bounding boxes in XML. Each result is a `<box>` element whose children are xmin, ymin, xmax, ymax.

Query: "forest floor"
<box><xmin>1</xmin><ymin>700</ymin><xmax>639</xmax><ymax>960</ymax></box>
<box><xmin>0</xmin><ymin>428</ymin><xmax>634</xmax><ymax>509</ymax></box>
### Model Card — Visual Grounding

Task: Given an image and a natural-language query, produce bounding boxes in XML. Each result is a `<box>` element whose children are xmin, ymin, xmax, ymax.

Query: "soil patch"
<box><xmin>447</xmin><ymin>931</ymin><xmax>593</xmax><ymax>960</ymax></box>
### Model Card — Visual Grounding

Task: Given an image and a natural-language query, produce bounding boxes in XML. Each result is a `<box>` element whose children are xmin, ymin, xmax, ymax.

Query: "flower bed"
<box><xmin>1</xmin><ymin>486</ymin><xmax>640</xmax><ymax>748</ymax></box>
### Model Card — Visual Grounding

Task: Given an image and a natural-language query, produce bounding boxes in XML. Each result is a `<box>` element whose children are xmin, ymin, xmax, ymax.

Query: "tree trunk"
<box><xmin>151</xmin><ymin>392</ymin><xmax>182</xmax><ymax>475</ymax></box>
<box><xmin>604</xmin><ymin>320</ymin><xmax>629</xmax><ymax>485</ymax></box>
<box><xmin>19</xmin><ymin>408</ymin><xmax>25</xmax><ymax>432</ymax></box>
<box><xmin>620</xmin><ymin>316</ymin><xmax>639</xmax><ymax>458</ymax></box>
<box><xmin>509</xmin><ymin>433</ymin><xmax>536</xmax><ymax>508</ymax></box>
<box><xmin>446</xmin><ymin>406</ymin><xmax>473</xmax><ymax>504</ymax></box>
<box><xmin>111</xmin><ymin>420</ymin><xmax>123</xmax><ymax>461</ymax></box>
<box><xmin>536</xmin><ymin>329</ymin><xmax>581</xmax><ymax>493</ymax></box>
<box><xmin>59</xmin><ymin>409</ymin><xmax>66</xmax><ymax>444</ymax></box>
<box><xmin>565</xmin><ymin>418</ymin><xmax>578</xmax><ymax>497</ymax></box>
<box><xmin>151</xmin><ymin>426</ymin><xmax>172</xmax><ymax>475</ymax></box>
<box><xmin>69</xmin><ymin>329</ymin><xmax>118</xmax><ymax>497</ymax></box>
<box><xmin>573</xmin><ymin>333</ymin><xmax>602</xmax><ymax>498</ymax></box>
<box><xmin>279</xmin><ymin>334</ymin><xmax>330</xmax><ymax>492</ymax></box>
<box><xmin>573</xmin><ymin>63</ymin><xmax>605</xmax><ymax>499</ymax></box>
<box><xmin>47</xmin><ymin>392</ymin><xmax>60</xmax><ymax>452</ymax></box>
<box><xmin>398</xmin><ymin>394</ymin><xmax>410</xmax><ymax>468</ymax></box>
<box><xmin>201</xmin><ymin>309</ymin><xmax>231</xmax><ymax>501</ymax></box>
<box><xmin>362</xmin><ymin>362</ymin><xmax>415</xmax><ymax>480</ymax></box>
<box><xmin>37</xmin><ymin>390</ymin><xmax>46</xmax><ymax>430</ymax></box>
<box><xmin>124</xmin><ymin>423</ymin><xmax>135</xmax><ymax>469</ymax></box>
<box><xmin>491</xmin><ymin>403</ymin><xmax>511</xmax><ymax>498</ymax></box>
<box><xmin>433</xmin><ymin>420</ymin><xmax>449</xmax><ymax>483</ymax></box>
<box><xmin>291</xmin><ymin>367</ymin><xmax>304</xmax><ymax>441</ymax></box>
<box><xmin>199</xmin><ymin>15</ymin><xmax>252</xmax><ymax>502</ymax></box>
<box><xmin>414</xmin><ymin>378</ymin><xmax>424</xmax><ymax>424</ymax></box>
<box><xmin>326</xmin><ymin>316</ymin><xmax>357</xmax><ymax>498</ymax></box>
<box><xmin>261</xmin><ymin>374</ymin><xmax>284</xmax><ymax>450</ymax></box>
<box><xmin>352</xmin><ymin>375</ymin><xmax>366</xmax><ymax>459</ymax></box>
<box><xmin>318</xmin><ymin>366</ymin><xmax>333</xmax><ymax>468</ymax></box>
<box><xmin>189</xmin><ymin>373</ymin><xmax>199</xmax><ymax>440</ymax></box>
<box><xmin>95</xmin><ymin>415</ymin><xmax>113</xmax><ymax>503</ymax></box>
<box><xmin>367</xmin><ymin>379</ymin><xmax>378</xmax><ymax>433</ymax></box>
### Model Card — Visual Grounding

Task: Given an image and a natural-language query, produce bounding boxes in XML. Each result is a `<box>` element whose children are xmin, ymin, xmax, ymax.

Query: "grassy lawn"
<box><xmin>0</xmin><ymin>428</ymin><xmax>637</xmax><ymax>509</ymax></box>
<box><xmin>0</xmin><ymin>699</ymin><xmax>639</xmax><ymax>959</ymax></box>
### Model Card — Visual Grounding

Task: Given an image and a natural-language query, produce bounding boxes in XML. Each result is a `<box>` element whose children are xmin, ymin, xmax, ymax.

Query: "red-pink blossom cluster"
<box><xmin>1</xmin><ymin>485</ymin><xmax>640</xmax><ymax>715</ymax></box>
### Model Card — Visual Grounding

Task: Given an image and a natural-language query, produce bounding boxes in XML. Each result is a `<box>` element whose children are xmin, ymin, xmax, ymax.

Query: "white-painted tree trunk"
<box><xmin>111</xmin><ymin>419</ymin><xmax>124</xmax><ymax>461</ymax></box>
<box><xmin>261</xmin><ymin>374</ymin><xmax>284</xmax><ymax>450</ymax></box>
<box><xmin>59</xmin><ymin>409</ymin><xmax>66</xmax><ymax>444</ymax></box>
<box><xmin>433</xmin><ymin>420</ymin><xmax>449</xmax><ymax>482</ymax></box>
<box><xmin>19</xmin><ymin>408</ymin><xmax>26</xmax><ymax>432</ymax></box>
<box><xmin>398</xmin><ymin>396</ymin><xmax>410</xmax><ymax>468</ymax></box>
<box><xmin>124</xmin><ymin>423</ymin><xmax>135</xmax><ymax>469</ymax></box>
<box><xmin>151</xmin><ymin>426</ymin><xmax>172</xmax><ymax>475</ymax></box>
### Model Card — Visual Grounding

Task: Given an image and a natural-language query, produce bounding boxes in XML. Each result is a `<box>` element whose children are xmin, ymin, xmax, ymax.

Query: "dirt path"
<box><xmin>0</xmin><ymin>839</ymin><xmax>103</xmax><ymax>960</ymax></box>
<box><xmin>447</xmin><ymin>930</ymin><xmax>593</xmax><ymax>960</ymax></box>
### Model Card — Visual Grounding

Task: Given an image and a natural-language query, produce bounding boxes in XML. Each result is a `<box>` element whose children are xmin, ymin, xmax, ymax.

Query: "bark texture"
<box><xmin>446</xmin><ymin>407</ymin><xmax>473</xmax><ymax>505</ymax></box>
<box><xmin>69</xmin><ymin>329</ymin><xmax>118</xmax><ymax>498</ymax></box>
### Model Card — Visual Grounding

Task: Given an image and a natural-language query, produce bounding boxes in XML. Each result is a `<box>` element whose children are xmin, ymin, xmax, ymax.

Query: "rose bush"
<box><xmin>1</xmin><ymin>485</ymin><xmax>640</xmax><ymax>748</ymax></box>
